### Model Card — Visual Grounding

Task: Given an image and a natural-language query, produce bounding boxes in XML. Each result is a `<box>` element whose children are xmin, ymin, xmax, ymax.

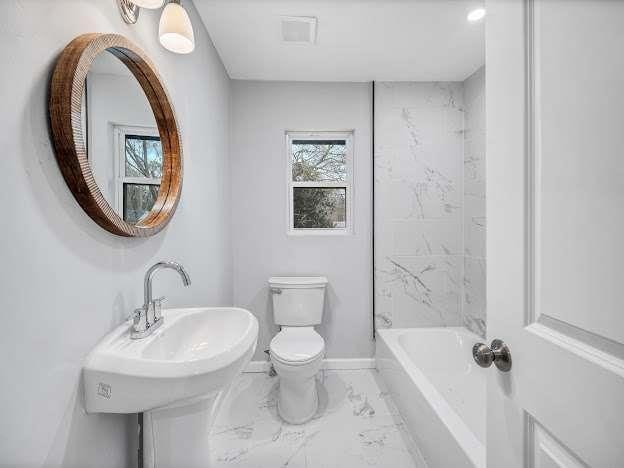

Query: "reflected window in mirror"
<box><xmin>84</xmin><ymin>49</ymin><xmax>164</xmax><ymax>225</ymax></box>
<box><xmin>113</xmin><ymin>126</ymin><xmax>162</xmax><ymax>223</ymax></box>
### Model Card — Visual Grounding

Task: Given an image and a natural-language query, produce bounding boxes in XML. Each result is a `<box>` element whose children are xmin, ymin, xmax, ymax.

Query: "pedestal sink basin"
<box><xmin>83</xmin><ymin>307</ymin><xmax>258</xmax><ymax>467</ymax></box>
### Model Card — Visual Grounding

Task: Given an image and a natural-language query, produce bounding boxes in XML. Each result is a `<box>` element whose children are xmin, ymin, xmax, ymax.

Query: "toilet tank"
<box><xmin>269</xmin><ymin>277</ymin><xmax>328</xmax><ymax>326</ymax></box>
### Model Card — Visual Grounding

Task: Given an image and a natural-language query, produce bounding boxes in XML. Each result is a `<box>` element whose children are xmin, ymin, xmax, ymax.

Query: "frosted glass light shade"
<box><xmin>159</xmin><ymin>2</ymin><xmax>195</xmax><ymax>54</ymax></box>
<box><xmin>132</xmin><ymin>0</ymin><xmax>164</xmax><ymax>8</ymax></box>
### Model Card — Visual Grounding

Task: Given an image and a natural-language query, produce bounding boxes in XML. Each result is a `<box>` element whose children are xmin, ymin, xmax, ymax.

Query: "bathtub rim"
<box><xmin>376</xmin><ymin>327</ymin><xmax>485</xmax><ymax>468</ymax></box>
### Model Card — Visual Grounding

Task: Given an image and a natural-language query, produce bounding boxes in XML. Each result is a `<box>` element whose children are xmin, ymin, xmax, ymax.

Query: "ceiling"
<box><xmin>193</xmin><ymin>0</ymin><xmax>485</xmax><ymax>82</ymax></box>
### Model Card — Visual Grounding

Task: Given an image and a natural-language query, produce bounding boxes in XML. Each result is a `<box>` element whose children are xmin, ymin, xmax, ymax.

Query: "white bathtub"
<box><xmin>376</xmin><ymin>327</ymin><xmax>486</xmax><ymax>468</ymax></box>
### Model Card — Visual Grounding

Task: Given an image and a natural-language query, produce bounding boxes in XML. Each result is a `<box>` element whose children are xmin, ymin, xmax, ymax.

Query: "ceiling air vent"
<box><xmin>281</xmin><ymin>16</ymin><xmax>317</xmax><ymax>44</ymax></box>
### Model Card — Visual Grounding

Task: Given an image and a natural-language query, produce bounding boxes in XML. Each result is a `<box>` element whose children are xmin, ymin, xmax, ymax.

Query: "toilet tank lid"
<box><xmin>268</xmin><ymin>276</ymin><xmax>328</xmax><ymax>288</ymax></box>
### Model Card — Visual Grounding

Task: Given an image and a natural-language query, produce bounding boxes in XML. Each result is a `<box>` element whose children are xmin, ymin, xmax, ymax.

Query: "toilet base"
<box><xmin>277</xmin><ymin>385</ymin><xmax>319</xmax><ymax>424</ymax></box>
<box><xmin>271</xmin><ymin>354</ymin><xmax>323</xmax><ymax>425</ymax></box>
<box><xmin>277</xmin><ymin>374</ymin><xmax>319</xmax><ymax>424</ymax></box>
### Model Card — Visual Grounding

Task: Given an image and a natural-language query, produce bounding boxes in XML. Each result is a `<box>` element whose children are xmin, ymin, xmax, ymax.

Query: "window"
<box><xmin>113</xmin><ymin>126</ymin><xmax>162</xmax><ymax>223</ymax></box>
<box><xmin>286</xmin><ymin>131</ymin><xmax>353</xmax><ymax>235</ymax></box>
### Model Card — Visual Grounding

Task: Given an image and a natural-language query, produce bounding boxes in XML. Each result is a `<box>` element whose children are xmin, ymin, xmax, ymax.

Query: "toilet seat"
<box><xmin>270</xmin><ymin>327</ymin><xmax>324</xmax><ymax>366</ymax></box>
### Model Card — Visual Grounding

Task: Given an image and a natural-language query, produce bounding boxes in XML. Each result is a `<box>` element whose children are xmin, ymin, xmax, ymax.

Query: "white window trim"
<box><xmin>113</xmin><ymin>125</ymin><xmax>161</xmax><ymax>219</ymax></box>
<box><xmin>286</xmin><ymin>130</ymin><xmax>354</xmax><ymax>236</ymax></box>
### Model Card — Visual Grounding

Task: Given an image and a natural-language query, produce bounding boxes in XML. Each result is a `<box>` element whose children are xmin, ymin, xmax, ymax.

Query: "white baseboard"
<box><xmin>244</xmin><ymin>358</ymin><xmax>375</xmax><ymax>373</ymax></box>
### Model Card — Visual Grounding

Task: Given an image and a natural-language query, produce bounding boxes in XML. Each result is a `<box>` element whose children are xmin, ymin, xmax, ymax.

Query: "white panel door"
<box><xmin>487</xmin><ymin>1</ymin><xmax>624</xmax><ymax>466</ymax></box>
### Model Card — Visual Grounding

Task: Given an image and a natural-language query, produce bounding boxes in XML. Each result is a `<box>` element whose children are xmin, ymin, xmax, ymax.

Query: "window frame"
<box><xmin>113</xmin><ymin>125</ymin><xmax>162</xmax><ymax>221</ymax></box>
<box><xmin>286</xmin><ymin>131</ymin><xmax>354</xmax><ymax>236</ymax></box>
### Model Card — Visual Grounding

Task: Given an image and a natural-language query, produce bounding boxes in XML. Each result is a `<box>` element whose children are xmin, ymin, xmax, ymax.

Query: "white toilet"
<box><xmin>268</xmin><ymin>276</ymin><xmax>327</xmax><ymax>424</ymax></box>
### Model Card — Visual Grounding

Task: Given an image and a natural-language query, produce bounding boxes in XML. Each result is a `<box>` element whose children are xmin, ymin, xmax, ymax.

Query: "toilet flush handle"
<box><xmin>270</xmin><ymin>288</ymin><xmax>282</xmax><ymax>295</ymax></box>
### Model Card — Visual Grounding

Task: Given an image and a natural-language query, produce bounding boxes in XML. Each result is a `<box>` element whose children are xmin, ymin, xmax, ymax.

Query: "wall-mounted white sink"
<box><xmin>83</xmin><ymin>307</ymin><xmax>258</xmax><ymax>467</ymax></box>
<box><xmin>84</xmin><ymin>307</ymin><xmax>258</xmax><ymax>413</ymax></box>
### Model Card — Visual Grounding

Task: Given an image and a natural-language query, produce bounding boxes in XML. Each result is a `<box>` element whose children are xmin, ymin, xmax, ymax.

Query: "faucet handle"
<box><xmin>128</xmin><ymin>306</ymin><xmax>142</xmax><ymax>321</ymax></box>
<box><xmin>131</xmin><ymin>307</ymin><xmax>148</xmax><ymax>331</ymax></box>
<box><xmin>152</xmin><ymin>296</ymin><xmax>167</xmax><ymax>323</ymax></box>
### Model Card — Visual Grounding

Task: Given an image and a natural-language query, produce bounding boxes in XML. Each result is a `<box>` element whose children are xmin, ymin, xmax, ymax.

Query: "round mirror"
<box><xmin>49</xmin><ymin>34</ymin><xmax>182</xmax><ymax>237</ymax></box>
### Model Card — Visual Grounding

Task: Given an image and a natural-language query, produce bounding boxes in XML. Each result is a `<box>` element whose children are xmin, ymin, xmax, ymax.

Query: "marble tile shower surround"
<box><xmin>208</xmin><ymin>370</ymin><xmax>425</xmax><ymax>467</ymax></box>
<box><xmin>462</xmin><ymin>67</ymin><xmax>487</xmax><ymax>337</ymax></box>
<box><xmin>374</xmin><ymin>71</ymin><xmax>486</xmax><ymax>337</ymax></box>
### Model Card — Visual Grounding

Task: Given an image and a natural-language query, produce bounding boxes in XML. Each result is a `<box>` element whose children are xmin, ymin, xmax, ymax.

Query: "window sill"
<box><xmin>287</xmin><ymin>228</ymin><xmax>353</xmax><ymax>237</ymax></box>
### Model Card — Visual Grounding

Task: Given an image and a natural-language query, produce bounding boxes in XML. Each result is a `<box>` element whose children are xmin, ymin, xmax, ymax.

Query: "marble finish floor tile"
<box><xmin>208</xmin><ymin>369</ymin><xmax>426</xmax><ymax>468</ymax></box>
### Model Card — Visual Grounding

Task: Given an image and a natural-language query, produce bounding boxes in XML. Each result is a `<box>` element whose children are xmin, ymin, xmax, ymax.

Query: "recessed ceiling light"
<box><xmin>467</xmin><ymin>7</ymin><xmax>486</xmax><ymax>22</ymax></box>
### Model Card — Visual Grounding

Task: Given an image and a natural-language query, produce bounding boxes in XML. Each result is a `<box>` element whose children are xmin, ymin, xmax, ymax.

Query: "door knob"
<box><xmin>472</xmin><ymin>339</ymin><xmax>512</xmax><ymax>372</ymax></box>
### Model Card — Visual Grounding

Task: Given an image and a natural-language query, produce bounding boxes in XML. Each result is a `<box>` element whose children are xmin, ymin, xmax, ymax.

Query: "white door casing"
<box><xmin>487</xmin><ymin>1</ymin><xmax>624</xmax><ymax>467</ymax></box>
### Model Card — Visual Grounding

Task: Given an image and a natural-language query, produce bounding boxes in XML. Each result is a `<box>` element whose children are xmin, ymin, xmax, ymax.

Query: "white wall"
<box><xmin>230</xmin><ymin>81</ymin><xmax>373</xmax><ymax>360</ymax></box>
<box><xmin>0</xmin><ymin>1</ymin><xmax>231</xmax><ymax>466</ymax></box>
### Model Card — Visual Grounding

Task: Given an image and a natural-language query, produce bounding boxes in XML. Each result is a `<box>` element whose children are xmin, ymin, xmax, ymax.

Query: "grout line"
<box><xmin>372</xmin><ymin>80</ymin><xmax>376</xmax><ymax>341</ymax></box>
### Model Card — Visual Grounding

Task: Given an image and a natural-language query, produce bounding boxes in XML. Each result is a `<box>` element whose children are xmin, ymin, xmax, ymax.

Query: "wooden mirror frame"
<box><xmin>49</xmin><ymin>33</ymin><xmax>182</xmax><ymax>237</ymax></box>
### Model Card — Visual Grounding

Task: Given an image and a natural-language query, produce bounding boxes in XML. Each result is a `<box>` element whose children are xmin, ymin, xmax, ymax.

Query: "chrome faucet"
<box><xmin>130</xmin><ymin>261</ymin><xmax>191</xmax><ymax>339</ymax></box>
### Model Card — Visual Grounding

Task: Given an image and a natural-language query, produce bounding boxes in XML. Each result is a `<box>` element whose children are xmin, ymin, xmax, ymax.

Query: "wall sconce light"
<box><xmin>159</xmin><ymin>1</ymin><xmax>195</xmax><ymax>54</ymax></box>
<box><xmin>117</xmin><ymin>0</ymin><xmax>195</xmax><ymax>54</ymax></box>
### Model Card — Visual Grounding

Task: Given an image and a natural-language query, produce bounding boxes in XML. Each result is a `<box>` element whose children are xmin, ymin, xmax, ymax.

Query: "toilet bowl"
<box><xmin>270</xmin><ymin>327</ymin><xmax>325</xmax><ymax>424</ymax></box>
<box><xmin>268</xmin><ymin>276</ymin><xmax>328</xmax><ymax>424</ymax></box>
